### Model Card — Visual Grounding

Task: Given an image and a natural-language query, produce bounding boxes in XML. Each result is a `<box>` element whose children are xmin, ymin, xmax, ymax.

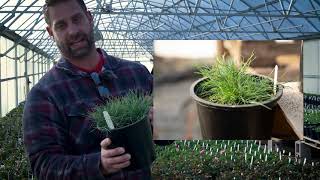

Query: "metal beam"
<box><xmin>0</xmin><ymin>25</ymin><xmax>52</xmax><ymax>59</ymax></box>
<box><xmin>1</xmin><ymin>10</ymin><xmax>319</xmax><ymax>18</ymax></box>
<box><xmin>9</xmin><ymin>29</ymin><xmax>315</xmax><ymax>33</ymax></box>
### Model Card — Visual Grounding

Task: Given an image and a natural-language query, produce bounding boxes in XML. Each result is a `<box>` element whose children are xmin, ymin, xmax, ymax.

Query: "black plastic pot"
<box><xmin>190</xmin><ymin>76</ymin><xmax>283</xmax><ymax>139</ymax></box>
<box><xmin>304</xmin><ymin>94</ymin><xmax>320</xmax><ymax>106</ymax></box>
<box><xmin>105</xmin><ymin>116</ymin><xmax>156</xmax><ymax>170</ymax></box>
<box><xmin>304</xmin><ymin>123</ymin><xmax>320</xmax><ymax>140</ymax></box>
<box><xmin>154</xmin><ymin>140</ymin><xmax>175</xmax><ymax>146</ymax></box>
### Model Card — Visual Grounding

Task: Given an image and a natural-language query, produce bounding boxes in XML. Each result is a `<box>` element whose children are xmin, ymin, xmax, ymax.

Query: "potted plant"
<box><xmin>304</xmin><ymin>93</ymin><xmax>320</xmax><ymax>140</ymax></box>
<box><xmin>190</xmin><ymin>54</ymin><xmax>283</xmax><ymax>139</ymax></box>
<box><xmin>304</xmin><ymin>107</ymin><xmax>320</xmax><ymax>140</ymax></box>
<box><xmin>89</xmin><ymin>90</ymin><xmax>155</xmax><ymax>170</ymax></box>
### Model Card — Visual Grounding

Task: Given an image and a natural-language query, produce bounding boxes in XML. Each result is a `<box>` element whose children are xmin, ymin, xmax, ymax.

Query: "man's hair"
<box><xmin>43</xmin><ymin>0</ymin><xmax>87</xmax><ymax>25</ymax></box>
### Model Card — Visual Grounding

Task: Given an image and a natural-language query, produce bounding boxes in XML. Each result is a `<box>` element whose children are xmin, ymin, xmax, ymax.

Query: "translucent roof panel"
<box><xmin>1</xmin><ymin>0</ymin><xmax>320</xmax><ymax>61</ymax></box>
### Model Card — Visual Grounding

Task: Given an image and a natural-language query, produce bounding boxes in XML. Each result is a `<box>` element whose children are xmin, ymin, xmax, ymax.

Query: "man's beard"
<box><xmin>56</xmin><ymin>29</ymin><xmax>95</xmax><ymax>59</ymax></box>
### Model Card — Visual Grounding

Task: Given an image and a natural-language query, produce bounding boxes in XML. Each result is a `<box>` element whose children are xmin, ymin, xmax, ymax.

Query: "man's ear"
<box><xmin>46</xmin><ymin>26</ymin><xmax>53</xmax><ymax>37</ymax></box>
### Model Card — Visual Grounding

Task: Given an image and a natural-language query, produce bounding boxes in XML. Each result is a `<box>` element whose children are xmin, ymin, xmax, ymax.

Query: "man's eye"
<box><xmin>55</xmin><ymin>23</ymin><xmax>65</xmax><ymax>30</ymax></box>
<box><xmin>73</xmin><ymin>16</ymin><xmax>82</xmax><ymax>24</ymax></box>
<box><xmin>74</xmin><ymin>17</ymin><xmax>81</xmax><ymax>23</ymax></box>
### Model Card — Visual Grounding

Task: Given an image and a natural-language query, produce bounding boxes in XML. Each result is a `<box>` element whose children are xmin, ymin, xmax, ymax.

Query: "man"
<box><xmin>23</xmin><ymin>0</ymin><xmax>153</xmax><ymax>179</ymax></box>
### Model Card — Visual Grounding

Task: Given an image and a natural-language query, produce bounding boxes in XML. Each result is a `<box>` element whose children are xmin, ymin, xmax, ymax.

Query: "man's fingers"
<box><xmin>100</xmin><ymin>138</ymin><xmax>111</xmax><ymax>149</ymax></box>
<box><xmin>148</xmin><ymin>107</ymin><xmax>154</xmax><ymax>123</ymax></box>
<box><xmin>110</xmin><ymin>160</ymin><xmax>131</xmax><ymax>169</ymax></box>
<box><xmin>106</xmin><ymin>154</ymin><xmax>131</xmax><ymax>165</ymax></box>
<box><xmin>102</xmin><ymin>147</ymin><xmax>125</xmax><ymax>158</ymax></box>
<box><xmin>100</xmin><ymin>138</ymin><xmax>131</xmax><ymax>175</ymax></box>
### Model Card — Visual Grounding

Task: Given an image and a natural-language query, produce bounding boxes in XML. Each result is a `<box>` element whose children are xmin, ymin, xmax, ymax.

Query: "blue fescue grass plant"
<box><xmin>89</xmin><ymin>90</ymin><xmax>152</xmax><ymax>131</ymax></box>
<box><xmin>196</xmin><ymin>53</ymin><xmax>274</xmax><ymax>106</ymax></box>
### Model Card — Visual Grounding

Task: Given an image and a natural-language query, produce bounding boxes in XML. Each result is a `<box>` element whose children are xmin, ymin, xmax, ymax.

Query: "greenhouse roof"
<box><xmin>1</xmin><ymin>0</ymin><xmax>320</xmax><ymax>61</ymax></box>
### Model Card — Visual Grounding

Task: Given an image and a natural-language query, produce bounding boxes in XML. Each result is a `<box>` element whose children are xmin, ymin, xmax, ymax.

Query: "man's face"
<box><xmin>46</xmin><ymin>0</ymin><xmax>95</xmax><ymax>59</ymax></box>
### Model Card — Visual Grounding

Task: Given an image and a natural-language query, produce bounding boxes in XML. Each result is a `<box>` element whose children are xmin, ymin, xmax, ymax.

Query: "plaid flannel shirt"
<box><xmin>23</xmin><ymin>48</ymin><xmax>153</xmax><ymax>180</ymax></box>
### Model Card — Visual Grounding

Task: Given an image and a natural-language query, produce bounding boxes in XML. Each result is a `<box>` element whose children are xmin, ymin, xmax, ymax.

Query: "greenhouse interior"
<box><xmin>1</xmin><ymin>0</ymin><xmax>320</xmax><ymax>179</ymax></box>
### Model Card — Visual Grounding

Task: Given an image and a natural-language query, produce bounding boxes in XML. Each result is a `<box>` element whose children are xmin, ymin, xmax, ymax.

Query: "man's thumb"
<box><xmin>100</xmin><ymin>138</ymin><xmax>111</xmax><ymax>149</ymax></box>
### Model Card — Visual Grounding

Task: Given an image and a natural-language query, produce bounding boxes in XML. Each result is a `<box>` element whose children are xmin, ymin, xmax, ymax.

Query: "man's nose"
<box><xmin>67</xmin><ymin>23</ymin><xmax>79</xmax><ymax>37</ymax></box>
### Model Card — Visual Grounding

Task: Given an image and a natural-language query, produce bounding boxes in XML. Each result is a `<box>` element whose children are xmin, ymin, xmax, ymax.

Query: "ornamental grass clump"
<box><xmin>196</xmin><ymin>53</ymin><xmax>274</xmax><ymax>106</ymax></box>
<box><xmin>89</xmin><ymin>91</ymin><xmax>152</xmax><ymax>131</ymax></box>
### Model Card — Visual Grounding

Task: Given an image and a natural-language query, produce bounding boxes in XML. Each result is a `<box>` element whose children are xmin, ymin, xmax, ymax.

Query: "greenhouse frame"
<box><xmin>1</xmin><ymin>0</ymin><xmax>320</xmax><ymax>116</ymax></box>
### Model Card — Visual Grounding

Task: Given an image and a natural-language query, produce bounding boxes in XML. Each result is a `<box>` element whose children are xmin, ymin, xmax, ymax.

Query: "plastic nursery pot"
<box><xmin>304</xmin><ymin>123</ymin><xmax>320</xmax><ymax>140</ymax></box>
<box><xmin>190</xmin><ymin>76</ymin><xmax>283</xmax><ymax>140</ymax></box>
<box><xmin>105</xmin><ymin>116</ymin><xmax>156</xmax><ymax>170</ymax></box>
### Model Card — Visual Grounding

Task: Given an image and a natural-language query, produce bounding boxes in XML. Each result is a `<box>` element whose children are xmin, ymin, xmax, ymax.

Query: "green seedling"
<box><xmin>152</xmin><ymin>140</ymin><xmax>320</xmax><ymax>179</ymax></box>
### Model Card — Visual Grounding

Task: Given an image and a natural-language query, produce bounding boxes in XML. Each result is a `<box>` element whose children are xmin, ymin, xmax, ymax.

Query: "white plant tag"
<box><xmin>273</xmin><ymin>65</ymin><xmax>278</xmax><ymax>95</ymax></box>
<box><xmin>103</xmin><ymin>111</ymin><xmax>115</xmax><ymax>129</ymax></box>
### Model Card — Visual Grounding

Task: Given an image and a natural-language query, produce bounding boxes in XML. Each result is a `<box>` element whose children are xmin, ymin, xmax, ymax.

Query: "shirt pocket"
<box><xmin>65</xmin><ymin>102</ymin><xmax>103</xmax><ymax>154</ymax></box>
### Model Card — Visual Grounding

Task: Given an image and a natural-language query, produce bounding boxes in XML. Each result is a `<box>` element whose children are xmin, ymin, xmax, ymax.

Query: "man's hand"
<box><xmin>149</xmin><ymin>106</ymin><xmax>158</xmax><ymax>139</ymax></box>
<box><xmin>148</xmin><ymin>106</ymin><xmax>153</xmax><ymax>127</ymax></box>
<box><xmin>100</xmin><ymin>138</ymin><xmax>131</xmax><ymax>175</ymax></box>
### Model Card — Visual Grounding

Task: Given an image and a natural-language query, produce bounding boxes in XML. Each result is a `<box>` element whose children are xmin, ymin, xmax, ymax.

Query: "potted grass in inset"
<box><xmin>89</xmin><ymin>91</ymin><xmax>155</xmax><ymax>170</ymax></box>
<box><xmin>190</xmin><ymin>54</ymin><xmax>283</xmax><ymax>139</ymax></box>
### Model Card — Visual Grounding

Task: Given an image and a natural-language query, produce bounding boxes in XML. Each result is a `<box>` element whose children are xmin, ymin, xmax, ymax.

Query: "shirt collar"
<box><xmin>74</xmin><ymin>51</ymin><xmax>104</xmax><ymax>73</ymax></box>
<box><xmin>55</xmin><ymin>48</ymin><xmax>119</xmax><ymax>79</ymax></box>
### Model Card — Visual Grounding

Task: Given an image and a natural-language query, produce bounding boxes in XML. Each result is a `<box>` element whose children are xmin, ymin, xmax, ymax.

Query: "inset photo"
<box><xmin>154</xmin><ymin>40</ymin><xmax>303</xmax><ymax>140</ymax></box>
<box><xmin>303</xmin><ymin>39</ymin><xmax>320</xmax><ymax>141</ymax></box>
